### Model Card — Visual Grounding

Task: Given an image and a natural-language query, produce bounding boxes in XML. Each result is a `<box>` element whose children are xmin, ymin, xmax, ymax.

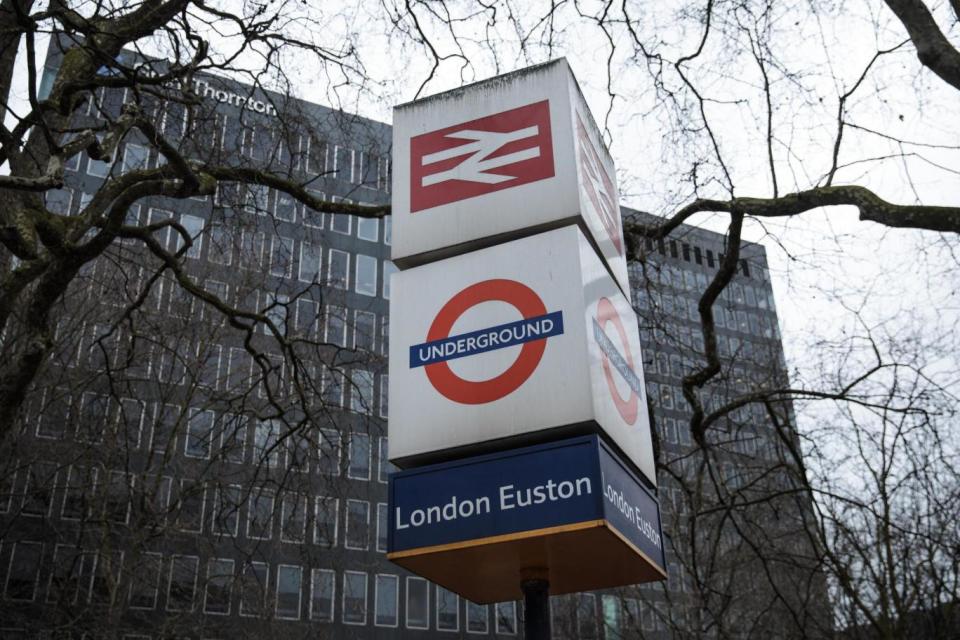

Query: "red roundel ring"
<box><xmin>425</xmin><ymin>279</ymin><xmax>548</xmax><ymax>405</ymax></box>
<box><xmin>597</xmin><ymin>296</ymin><xmax>639</xmax><ymax>425</ymax></box>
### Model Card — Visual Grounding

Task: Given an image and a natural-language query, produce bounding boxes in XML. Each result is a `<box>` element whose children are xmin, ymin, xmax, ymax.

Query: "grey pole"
<box><xmin>521</xmin><ymin>577</ymin><xmax>551</xmax><ymax>640</ymax></box>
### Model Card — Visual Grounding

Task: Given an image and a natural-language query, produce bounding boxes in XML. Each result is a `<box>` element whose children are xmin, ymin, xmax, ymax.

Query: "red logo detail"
<box><xmin>596</xmin><ymin>297</ymin><xmax>639</xmax><ymax>425</ymax></box>
<box><xmin>576</xmin><ymin>113</ymin><xmax>623</xmax><ymax>255</ymax></box>
<box><xmin>425</xmin><ymin>279</ymin><xmax>548</xmax><ymax>405</ymax></box>
<box><xmin>410</xmin><ymin>101</ymin><xmax>555</xmax><ymax>212</ymax></box>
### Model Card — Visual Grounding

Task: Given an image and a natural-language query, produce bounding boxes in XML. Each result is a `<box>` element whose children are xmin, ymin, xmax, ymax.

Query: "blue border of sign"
<box><xmin>387</xmin><ymin>435</ymin><xmax>666</xmax><ymax>573</ymax></box>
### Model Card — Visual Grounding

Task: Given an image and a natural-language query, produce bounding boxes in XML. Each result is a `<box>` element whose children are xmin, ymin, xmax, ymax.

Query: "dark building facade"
<box><xmin>0</xmin><ymin>37</ymin><xmax>825</xmax><ymax>639</ymax></box>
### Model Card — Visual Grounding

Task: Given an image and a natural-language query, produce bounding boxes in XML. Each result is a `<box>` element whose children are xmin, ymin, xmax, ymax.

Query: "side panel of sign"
<box><xmin>388</xmin><ymin>437</ymin><xmax>602</xmax><ymax>554</ymax></box>
<box><xmin>598</xmin><ymin>441</ymin><xmax>667</xmax><ymax>573</ymax></box>
<box><xmin>580</xmin><ymin>235</ymin><xmax>657</xmax><ymax>486</ymax></box>
<box><xmin>388</xmin><ymin>226</ymin><xmax>593</xmax><ymax>463</ymax></box>
<box><xmin>567</xmin><ymin>76</ymin><xmax>631</xmax><ymax>300</ymax></box>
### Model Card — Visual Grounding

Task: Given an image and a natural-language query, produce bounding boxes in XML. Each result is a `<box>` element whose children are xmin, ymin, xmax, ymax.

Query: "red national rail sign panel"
<box><xmin>410</xmin><ymin>101</ymin><xmax>555</xmax><ymax>212</ymax></box>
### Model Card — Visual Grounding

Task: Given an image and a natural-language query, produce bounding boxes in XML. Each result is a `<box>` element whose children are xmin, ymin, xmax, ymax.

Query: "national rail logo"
<box><xmin>409</xmin><ymin>279</ymin><xmax>564</xmax><ymax>405</ymax></box>
<box><xmin>409</xmin><ymin>101</ymin><xmax>555</xmax><ymax>212</ymax></box>
<box><xmin>575</xmin><ymin>112</ymin><xmax>623</xmax><ymax>255</ymax></box>
<box><xmin>593</xmin><ymin>297</ymin><xmax>643</xmax><ymax>425</ymax></box>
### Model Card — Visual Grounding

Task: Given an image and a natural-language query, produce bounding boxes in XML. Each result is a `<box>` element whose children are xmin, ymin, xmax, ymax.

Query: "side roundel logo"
<box><xmin>593</xmin><ymin>297</ymin><xmax>643</xmax><ymax>425</ymax></box>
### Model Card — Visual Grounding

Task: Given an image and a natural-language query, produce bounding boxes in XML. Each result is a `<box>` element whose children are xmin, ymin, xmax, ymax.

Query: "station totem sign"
<box><xmin>387</xmin><ymin>59</ymin><xmax>665</xmax><ymax>602</ymax></box>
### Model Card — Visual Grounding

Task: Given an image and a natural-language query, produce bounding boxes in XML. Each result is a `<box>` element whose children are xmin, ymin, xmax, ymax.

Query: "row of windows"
<box><xmin>45</xmin><ymin>189</ymin><xmax>397</xmax><ymax>300</ymax></box>
<box><xmin>632</xmin><ymin>257</ymin><xmax>771</xmax><ymax>298</ymax></box>
<box><xmin>43</xmin><ymin>75</ymin><xmax>393</xmax><ymax>194</ymax></box>
<box><xmin>638</xmin><ymin>291</ymin><xmax>778</xmax><ymax>340</ymax></box>
<box><xmin>54</xmin><ymin>318</ymin><xmax>389</xmax><ymax>410</ymax></box>
<box><xmin>1</xmin><ymin>459</ymin><xmax>390</xmax><ymax>547</ymax></box>
<box><xmin>638</xmin><ymin>235</ymin><xmax>768</xmax><ymax>284</ymax></box>
<box><xmin>2</xmin><ymin>541</ymin><xmax>517</xmax><ymax>633</ymax></box>
<box><xmin>20</xmin><ymin>388</ymin><xmax>392</xmax><ymax>471</ymax></box>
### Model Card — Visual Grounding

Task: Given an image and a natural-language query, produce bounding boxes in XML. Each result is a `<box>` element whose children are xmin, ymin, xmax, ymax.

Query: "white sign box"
<box><xmin>391</xmin><ymin>58</ymin><xmax>631</xmax><ymax>300</ymax></box>
<box><xmin>388</xmin><ymin>226</ymin><xmax>655</xmax><ymax>486</ymax></box>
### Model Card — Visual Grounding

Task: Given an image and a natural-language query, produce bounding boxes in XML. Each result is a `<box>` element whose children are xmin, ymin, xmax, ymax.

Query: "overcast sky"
<box><xmin>6</xmin><ymin>2</ymin><xmax>959</xmax><ymax>432</ymax></box>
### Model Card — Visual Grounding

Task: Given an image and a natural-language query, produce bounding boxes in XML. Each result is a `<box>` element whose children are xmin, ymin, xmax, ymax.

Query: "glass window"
<box><xmin>355</xmin><ymin>254</ymin><xmax>378</xmax><ymax>296</ymax></box>
<box><xmin>62</xmin><ymin>465</ymin><xmax>97</xmax><ymax>520</ymax></box>
<box><xmin>328</xmin><ymin>249</ymin><xmax>349</xmax><ymax>289</ymax></box>
<box><xmin>310</xmin><ymin>568</ymin><xmax>335</xmax><ymax>622</ymax></box>
<box><xmin>345</xmin><ymin>499</ymin><xmax>369</xmax><ymax>550</ymax></box>
<box><xmin>348</xmin><ymin>432</ymin><xmax>371</xmax><ymax>479</ymax></box>
<box><xmin>383</xmin><ymin>215</ymin><xmax>392</xmax><ymax>245</ymax></box>
<box><xmin>264</xmin><ymin>292</ymin><xmax>289</xmax><ymax>336</ymax></box>
<box><xmin>496</xmin><ymin>601</ymin><xmax>517</xmax><ymax>634</ymax></box>
<box><xmin>602</xmin><ymin>594</ymin><xmax>621</xmax><ymax>640</ymax></box>
<box><xmin>174</xmin><ymin>480</ymin><xmax>206</xmax><ymax>533</ymax></box>
<box><xmin>375</xmin><ymin>574</ymin><xmax>399</xmax><ymax>627</ymax></box>
<box><xmin>239</xmin><ymin>561</ymin><xmax>268</xmax><ymax>617</ymax></box>
<box><xmin>45</xmin><ymin>186</ymin><xmax>74</xmax><ymax>216</ymax></box>
<box><xmin>467</xmin><ymin>601</ymin><xmax>489</xmax><ymax>634</ymax></box>
<box><xmin>322</xmin><ymin>368</ymin><xmax>345</xmax><ymax>407</ymax></box>
<box><xmin>299</xmin><ymin>242</ymin><xmax>322</xmax><ymax>283</ymax></box>
<box><xmin>220</xmin><ymin>413</ymin><xmax>247</xmax><ymax>464</ymax></box>
<box><xmin>350</xmin><ymin>369</ymin><xmax>374</xmax><ymax>414</ymax></box>
<box><xmin>357</xmin><ymin>216</ymin><xmax>378</xmax><ymax>242</ymax></box>
<box><xmin>317</xmin><ymin>428</ymin><xmax>341</xmax><ymax>476</ymax></box>
<box><xmin>127</xmin><ymin>552</ymin><xmax>162</xmax><ymax>610</ymax></box>
<box><xmin>247</xmin><ymin>487</ymin><xmax>274</xmax><ymax>540</ymax></box>
<box><xmin>185</xmin><ymin>409</ymin><xmax>214</xmax><ymax>459</ymax></box>
<box><xmin>437</xmin><ymin>586</ymin><xmax>459</xmax><ymax>631</ymax></box>
<box><xmin>167</xmin><ymin>555</ymin><xmax>199</xmax><ymax>612</ymax></box>
<box><xmin>383</xmin><ymin>260</ymin><xmax>398</xmax><ymax>299</ymax></box>
<box><xmin>105</xmin><ymin>471</ymin><xmax>132</xmax><ymax>525</ymax></box>
<box><xmin>302</xmin><ymin>188</ymin><xmax>325</xmax><ymax>228</ymax></box>
<box><xmin>353</xmin><ymin>311</ymin><xmax>377</xmax><ymax>352</ymax></box>
<box><xmin>86</xmin><ymin>135</ymin><xmax>114</xmax><ymax>177</ymax></box>
<box><xmin>37</xmin><ymin>387</ymin><xmax>70</xmax><ymax>439</ymax></box>
<box><xmin>21</xmin><ymin>462</ymin><xmax>57</xmax><ymax>517</ymax></box>
<box><xmin>379</xmin><ymin>374</ymin><xmax>389</xmax><ymax>419</ymax></box>
<box><xmin>204</xmin><ymin>558</ymin><xmax>234</xmax><ymax>615</ymax></box>
<box><xmin>378</xmin><ymin>436</ymin><xmax>395</xmax><ymax>482</ymax></box>
<box><xmin>326</xmin><ymin>305</ymin><xmax>347</xmax><ymax>346</ymax></box>
<box><xmin>377</xmin><ymin>502</ymin><xmax>389</xmax><ymax>553</ymax></box>
<box><xmin>276</xmin><ymin>565</ymin><xmax>302</xmax><ymax>620</ymax></box>
<box><xmin>269</xmin><ymin>235</ymin><xmax>295</xmax><ymax>278</ymax></box>
<box><xmin>253</xmin><ymin>419</ymin><xmax>283</xmax><ymax>468</ymax></box>
<box><xmin>5</xmin><ymin>542</ymin><xmax>42</xmax><ymax>601</ymax></box>
<box><xmin>578</xmin><ymin>593</ymin><xmax>598</xmax><ymax>639</ymax></box>
<box><xmin>239</xmin><ymin>229</ymin><xmax>266</xmax><ymax>271</ymax></box>
<box><xmin>330</xmin><ymin>197</ymin><xmax>352</xmax><ymax>234</ymax></box>
<box><xmin>280</xmin><ymin>492</ymin><xmax>308</xmax><ymax>543</ymax></box>
<box><xmin>295</xmin><ymin>298</ymin><xmax>319</xmax><ymax>337</ymax></box>
<box><xmin>212</xmin><ymin>485</ymin><xmax>241</xmax><ymax>536</ymax></box>
<box><xmin>207</xmin><ymin>222</ymin><xmax>233</xmax><ymax>265</ymax></box>
<box><xmin>407</xmin><ymin>577</ymin><xmax>429</xmax><ymax>629</ymax></box>
<box><xmin>274</xmin><ymin>189</ymin><xmax>296</xmax><ymax>221</ymax></box>
<box><xmin>314</xmin><ymin>496</ymin><xmax>339</xmax><ymax>547</ymax></box>
<box><xmin>244</xmin><ymin>183</ymin><xmax>269</xmax><ymax>214</ymax></box>
<box><xmin>175</xmin><ymin>214</ymin><xmax>204</xmax><ymax>260</ymax></box>
<box><xmin>342</xmin><ymin>571</ymin><xmax>368</xmax><ymax>625</ymax></box>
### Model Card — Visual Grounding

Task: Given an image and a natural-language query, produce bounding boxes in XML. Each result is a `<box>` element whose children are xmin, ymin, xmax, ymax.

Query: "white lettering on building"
<box><xmin>193</xmin><ymin>79</ymin><xmax>277</xmax><ymax>117</ymax></box>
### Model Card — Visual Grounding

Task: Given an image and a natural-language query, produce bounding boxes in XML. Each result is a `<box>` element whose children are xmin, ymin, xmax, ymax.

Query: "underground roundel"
<box><xmin>593</xmin><ymin>297</ymin><xmax>643</xmax><ymax>425</ymax></box>
<box><xmin>408</xmin><ymin>279</ymin><xmax>564</xmax><ymax>404</ymax></box>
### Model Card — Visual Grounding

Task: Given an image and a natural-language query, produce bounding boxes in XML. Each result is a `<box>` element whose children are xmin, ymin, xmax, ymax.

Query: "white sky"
<box><xmin>7</xmin><ymin>1</ymin><xmax>959</xmax><ymax>428</ymax></box>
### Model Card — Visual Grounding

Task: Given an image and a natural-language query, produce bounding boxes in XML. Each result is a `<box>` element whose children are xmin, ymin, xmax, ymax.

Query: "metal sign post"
<box><xmin>521</xmin><ymin>572</ymin><xmax>552</xmax><ymax>640</ymax></box>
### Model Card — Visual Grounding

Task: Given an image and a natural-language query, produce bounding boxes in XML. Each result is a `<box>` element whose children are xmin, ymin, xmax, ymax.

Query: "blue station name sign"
<box><xmin>387</xmin><ymin>436</ymin><xmax>666</xmax><ymax>603</ymax></box>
